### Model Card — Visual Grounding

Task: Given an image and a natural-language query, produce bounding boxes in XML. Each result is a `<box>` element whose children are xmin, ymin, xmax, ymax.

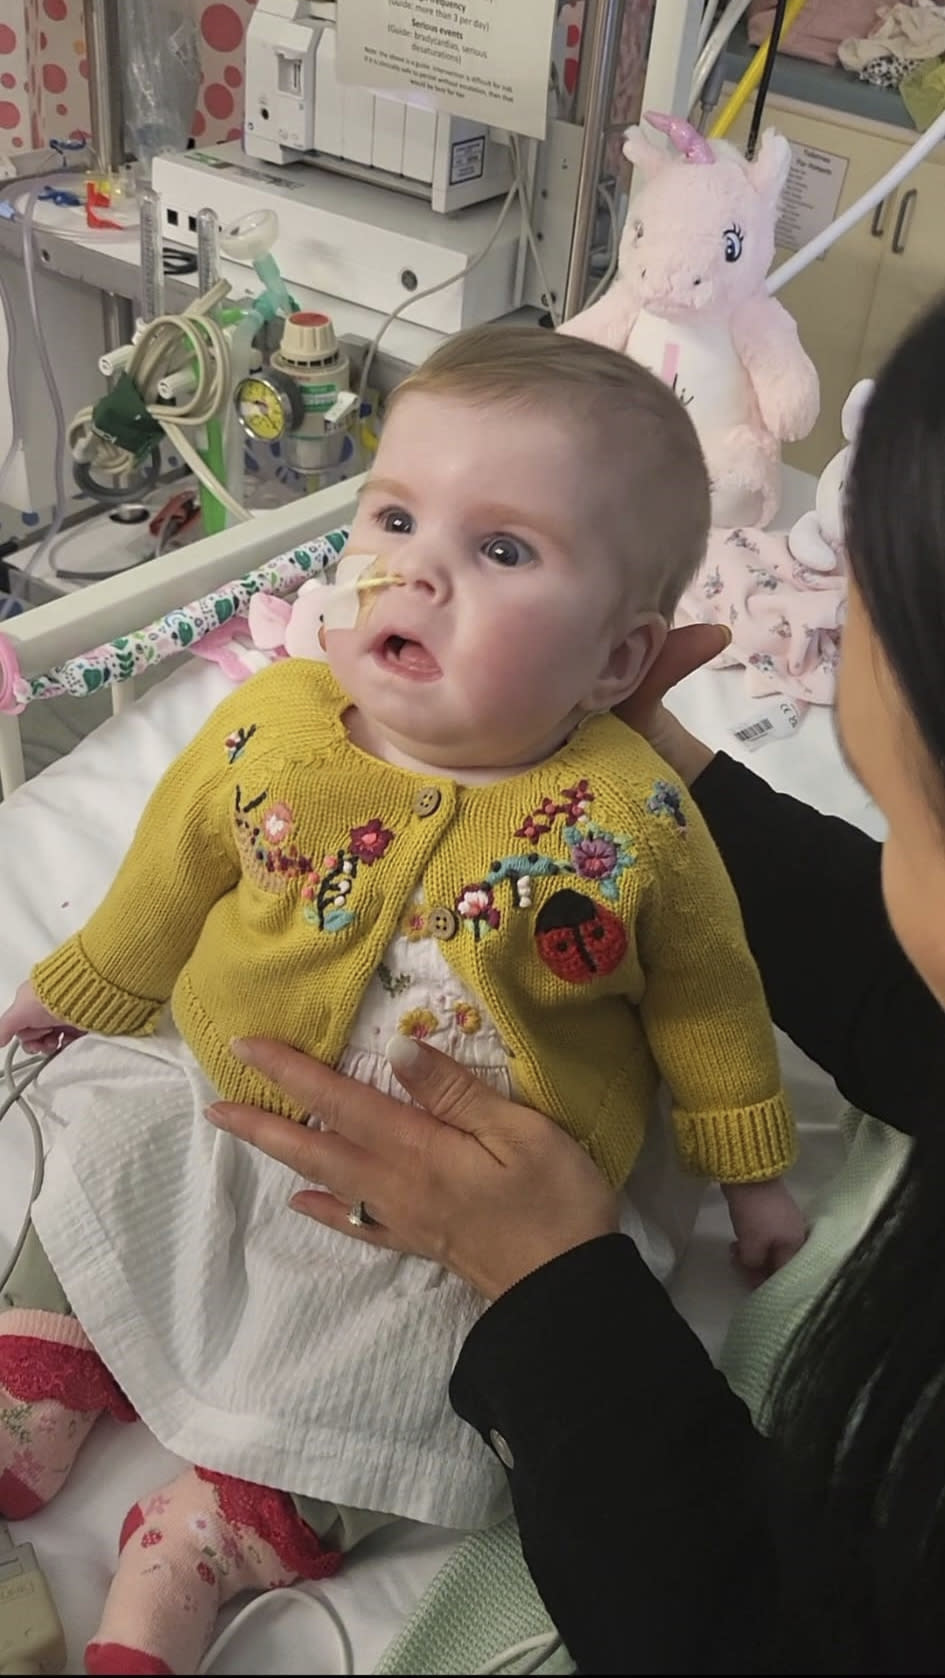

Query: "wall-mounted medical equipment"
<box><xmin>244</xmin><ymin>0</ymin><xmax>514</xmax><ymax>215</ymax></box>
<box><xmin>150</xmin><ymin>144</ymin><xmax>526</xmax><ymax>336</ymax></box>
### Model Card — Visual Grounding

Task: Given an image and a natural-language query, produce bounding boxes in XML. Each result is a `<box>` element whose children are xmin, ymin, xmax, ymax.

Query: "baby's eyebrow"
<box><xmin>357</xmin><ymin>476</ymin><xmax>412</xmax><ymax>502</ymax></box>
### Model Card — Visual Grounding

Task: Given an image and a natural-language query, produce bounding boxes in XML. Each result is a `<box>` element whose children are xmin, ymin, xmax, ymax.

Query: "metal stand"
<box><xmin>82</xmin><ymin>0</ymin><xmax>134</xmax><ymax>351</ymax></box>
<box><xmin>562</xmin><ymin>0</ymin><xmax>626</xmax><ymax>320</ymax></box>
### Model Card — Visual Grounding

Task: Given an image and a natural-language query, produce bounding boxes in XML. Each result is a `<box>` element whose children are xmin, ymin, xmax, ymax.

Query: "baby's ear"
<box><xmin>582</xmin><ymin>616</ymin><xmax>667</xmax><ymax>714</ymax></box>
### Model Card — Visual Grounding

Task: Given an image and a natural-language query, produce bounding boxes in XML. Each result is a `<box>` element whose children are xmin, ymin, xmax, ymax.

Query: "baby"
<box><xmin>0</xmin><ymin>325</ymin><xmax>804</xmax><ymax>1676</ymax></box>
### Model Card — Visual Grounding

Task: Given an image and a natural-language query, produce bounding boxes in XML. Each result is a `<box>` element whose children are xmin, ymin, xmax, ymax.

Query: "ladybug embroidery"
<box><xmin>534</xmin><ymin>889</ymin><xmax>627</xmax><ymax>984</ymax></box>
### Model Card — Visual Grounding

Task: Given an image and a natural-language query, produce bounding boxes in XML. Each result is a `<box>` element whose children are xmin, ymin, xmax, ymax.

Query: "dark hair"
<box><xmin>767</xmin><ymin>297</ymin><xmax>945</xmax><ymax>1673</ymax></box>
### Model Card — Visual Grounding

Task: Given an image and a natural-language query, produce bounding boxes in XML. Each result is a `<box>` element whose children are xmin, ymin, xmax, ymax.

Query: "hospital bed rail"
<box><xmin>0</xmin><ymin>476</ymin><xmax>361</xmax><ymax>799</ymax></box>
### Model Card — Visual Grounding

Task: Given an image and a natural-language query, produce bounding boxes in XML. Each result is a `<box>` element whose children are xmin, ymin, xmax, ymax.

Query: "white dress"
<box><xmin>29</xmin><ymin>928</ymin><xmax>685</xmax><ymax>1530</ymax></box>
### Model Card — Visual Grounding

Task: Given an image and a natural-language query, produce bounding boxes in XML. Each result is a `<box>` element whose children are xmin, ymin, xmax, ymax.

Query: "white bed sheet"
<box><xmin>0</xmin><ymin>644</ymin><xmax>883</xmax><ymax>1675</ymax></box>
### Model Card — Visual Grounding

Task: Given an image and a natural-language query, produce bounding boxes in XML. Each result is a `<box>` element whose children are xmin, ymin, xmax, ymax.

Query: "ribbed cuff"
<box><xmin>673</xmin><ymin>1093</ymin><xmax>797</xmax><ymax>1183</ymax></box>
<box><xmin>32</xmin><ymin>937</ymin><xmax>159</xmax><ymax>1037</ymax></box>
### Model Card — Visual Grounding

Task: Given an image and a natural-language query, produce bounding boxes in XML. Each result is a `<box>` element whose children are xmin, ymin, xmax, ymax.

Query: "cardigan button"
<box><xmin>429</xmin><ymin>905</ymin><xmax>458</xmax><ymax>941</ymax></box>
<box><xmin>412</xmin><ymin>785</ymin><xmax>442</xmax><ymax>818</ymax></box>
<box><xmin>489</xmin><ymin>1429</ymin><xmax>515</xmax><ymax>1470</ymax></box>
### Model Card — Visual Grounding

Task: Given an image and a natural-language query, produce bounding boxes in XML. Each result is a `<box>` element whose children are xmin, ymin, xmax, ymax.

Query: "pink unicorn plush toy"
<box><xmin>561</xmin><ymin>111</ymin><xmax>819</xmax><ymax>528</ymax></box>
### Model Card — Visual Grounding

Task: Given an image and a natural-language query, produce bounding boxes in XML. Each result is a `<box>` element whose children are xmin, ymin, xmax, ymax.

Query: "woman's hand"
<box><xmin>615</xmin><ymin>622</ymin><xmax>730</xmax><ymax>785</ymax></box>
<box><xmin>207</xmin><ymin>1034</ymin><xmax>619</xmax><ymax>1301</ymax></box>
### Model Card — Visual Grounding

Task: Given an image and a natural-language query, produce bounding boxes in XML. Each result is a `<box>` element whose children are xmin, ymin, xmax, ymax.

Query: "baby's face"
<box><xmin>330</xmin><ymin>391</ymin><xmax>642</xmax><ymax>771</ymax></box>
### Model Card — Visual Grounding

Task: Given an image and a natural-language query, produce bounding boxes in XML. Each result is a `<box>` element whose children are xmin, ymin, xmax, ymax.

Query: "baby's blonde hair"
<box><xmin>389</xmin><ymin>324</ymin><xmax>710</xmax><ymax>617</ymax></box>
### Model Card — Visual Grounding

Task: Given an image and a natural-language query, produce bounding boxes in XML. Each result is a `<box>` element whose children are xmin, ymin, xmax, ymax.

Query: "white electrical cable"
<box><xmin>0</xmin><ymin>175</ymin><xmax>85</xmax><ymax>621</ymax></box>
<box><xmin>356</xmin><ymin>135</ymin><xmax>565</xmax><ymax>420</ymax></box>
<box><xmin>475</xmin><ymin>1631</ymin><xmax>563</xmax><ymax>1675</ymax></box>
<box><xmin>0</xmin><ymin>1042</ymin><xmax>54</xmax><ymax>1298</ymax></box>
<box><xmin>198</xmin><ymin>1586</ymin><xmax>353</xmax><ymax>1675</ymax></box>
<box><xmin>196</xmin><ymin>1577</ymin><xmax>560</xmax><ymax>1676</ymax></box>
<box><xmin>583</xmin><ymin>182</ymin><xmax>619</xmax><ymax>309</ymax></box>
<box><xmin>0</xmin><ymin>271</ymin><xmax>21</xmax><ymax>502</ymax></box>
<box><xmin>697</xmin><ymin>2</ymin><xmax>722</xmax><ymax>55</ymax></box>
<box><xmin>509</xmin><ymin>136</ymin><xmax>562</xmax><ymax>327</ymax></box>
<box><xmin>690</xmin><ymin>0</ymin><xmax>753</xmax><ymax>113</ymax></box>
<box><xmin>768</xmin><ymin>103</ymin><xmax>945</xmax><ymax>292</ymax></box>
<box><xmin>356</xmin><ymin>174</ymin><xmax>521</xmax><ymax>416</ymax></box>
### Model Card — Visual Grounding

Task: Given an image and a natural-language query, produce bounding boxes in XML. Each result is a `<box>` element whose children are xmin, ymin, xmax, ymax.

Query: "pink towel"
<box><xmin>747</xmin><ymin>0</ymin><xmax>884</xmax><ymax>64</ymax></box>
<box><xmin>677</xmin><ymin>525</ymin><xmax>846</xmax><ymax>706</ymax></box>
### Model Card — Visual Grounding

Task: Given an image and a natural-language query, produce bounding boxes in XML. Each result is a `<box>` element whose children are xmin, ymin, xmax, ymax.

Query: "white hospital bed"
<box><xmin>0</xmin><ymin>471</ymin><xmax>881</xmax><ymax>1674</ymax></box>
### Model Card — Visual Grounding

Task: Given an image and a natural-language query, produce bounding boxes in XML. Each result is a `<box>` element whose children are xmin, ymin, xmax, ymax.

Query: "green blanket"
<box><xmin>376</xmin><ymin>1111</ymin><xmax>910</xmax><ymax>1675</ymax></box>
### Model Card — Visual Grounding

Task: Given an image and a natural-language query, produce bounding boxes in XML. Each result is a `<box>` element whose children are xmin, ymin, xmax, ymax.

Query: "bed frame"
<box><xmin>0</xmin><ymin>475</ymin><xmax>361</xmax><ymax>799</ymax></box>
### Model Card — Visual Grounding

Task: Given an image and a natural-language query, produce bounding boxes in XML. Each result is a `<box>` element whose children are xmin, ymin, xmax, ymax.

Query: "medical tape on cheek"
<box><xmin>321</xmin><ymin>552</ymin><xmax>404</xmax><ymax>632</ymax></box>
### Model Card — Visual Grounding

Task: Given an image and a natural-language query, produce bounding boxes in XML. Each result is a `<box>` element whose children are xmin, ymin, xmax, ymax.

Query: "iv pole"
<box><xmin>82</xmin><ymin>0</ymin><xmax>134</xmax><ymax>353</ymax></box>
<box><xmin>562</xmin><ymin>0</ymin><xmax>627</xmax><ymax>320</ymax></box>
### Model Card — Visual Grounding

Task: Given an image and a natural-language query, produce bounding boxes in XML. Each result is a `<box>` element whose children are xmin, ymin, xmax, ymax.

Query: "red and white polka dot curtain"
<box><xmin>0</xmin><ymin>0</ymin><xmax>257</xmax><ymax>158</ymax></box>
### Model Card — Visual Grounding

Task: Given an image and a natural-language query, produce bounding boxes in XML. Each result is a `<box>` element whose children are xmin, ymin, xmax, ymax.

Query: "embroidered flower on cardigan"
<box><xmin>562</xmin><ymin>823</ymin><xmax>636</xmax><ymax>900</ymax></box>
<box><xmin>260</xmin><ymin>802</ymin><xmax>293</xmax><ymax>846</ymax></box>
<box><xmin>234</xmin><ymin>789</ymin><xmax>313</xmax><ymax>886</ymax></box>
<box><xmin>301</xmin><ymin>817</ymin><xmax>397</xmax><ymax>933</ymax></box>
<box><xmin>452</xmin><ymin>1003</ymin><xmax>482</xmax><ymax>1034</ymax></box>
<box><xmin>457</xmin><ymin>885</ymin><xmax>502</xmax><ymax>939</ymax></box>
<box><xmin>570</xmin><ymin>834</ymin><xmax>618</xmax><ymax>879</ymax></box>
<box><xmin>515</xmin><ymin>779</ymin><xmax>593</xmax><ymax>841</ymax></box>
<box><xmin>349</xmin><ymin>819</ymin><xmax>394</xmax><ymax>865</ymax></box>
<box><xmin>645</xmin><ymin>780</ymin><xmax>687</xmax><ymax>833</ymax></box>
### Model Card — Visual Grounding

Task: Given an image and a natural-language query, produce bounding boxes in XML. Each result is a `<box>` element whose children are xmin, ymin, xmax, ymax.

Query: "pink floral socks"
<box><xmin>0</xmin><ymin>1309</ymin><xmax>134</xmax><ymax>1518</ymax></box>
<box><xmin>0</xmin><ymin>1314</ymin><xmax>344</xmax><ymax>1674</ymax></box>
<box><xmin>85</xmin><ymin>1466</ymin><xmax>342</xmax><ymax>1676</ymax></box>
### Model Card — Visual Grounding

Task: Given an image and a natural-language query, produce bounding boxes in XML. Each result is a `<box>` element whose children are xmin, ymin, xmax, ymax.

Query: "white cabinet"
<box><xmin>727</xmin><ymin>97</ymin><xmax>945</xmax><ymax>475</ymax></box>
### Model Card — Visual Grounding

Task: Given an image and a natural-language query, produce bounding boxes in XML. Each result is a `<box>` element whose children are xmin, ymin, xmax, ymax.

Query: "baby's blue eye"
<box><xmin>483</xmin><ymin>536</ymin><xmax>528</xmax><ymax>567</ymax></box>
<box><xmin>380</xmin><ymin>508</ymin><xmax>414</xmax><ymax>534</ymax></box>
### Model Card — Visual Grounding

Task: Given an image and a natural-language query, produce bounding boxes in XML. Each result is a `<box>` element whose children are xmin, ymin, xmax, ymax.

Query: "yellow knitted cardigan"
<box><xmin>32</xmin><ymin>659</ymin><xmax>794</xmax><ymax>1189</ymax></box>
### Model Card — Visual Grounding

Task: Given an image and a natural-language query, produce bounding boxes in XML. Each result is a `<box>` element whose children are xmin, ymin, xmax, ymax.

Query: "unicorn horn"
<box><xmin>644</xmin><ymin>111</ymin><xmax>715</xmax><ymax>165</ymax></box>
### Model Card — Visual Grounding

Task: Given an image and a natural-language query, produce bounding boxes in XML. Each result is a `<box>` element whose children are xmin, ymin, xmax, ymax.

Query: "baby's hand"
<box><xmin>722</xmin><ymin>1178</ymin><xmax>807</xmax><ymax>1287</ymax></box>
<box><xmin>0</xmin><ymin>980</ymin><xmax>83</xmax><ymax>1056</ymax></box>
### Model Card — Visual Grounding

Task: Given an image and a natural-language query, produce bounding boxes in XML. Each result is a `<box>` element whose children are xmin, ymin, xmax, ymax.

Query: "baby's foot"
<box><xmin>0</xmin><ymin>1310</ymin><xmax>134</xmax><ymax>1517</ymax></box>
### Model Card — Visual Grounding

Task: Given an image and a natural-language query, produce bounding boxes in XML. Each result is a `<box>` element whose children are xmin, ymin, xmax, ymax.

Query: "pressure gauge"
<box><xmin>235</xmin><ymin>371</ymin><xmax>303</xmax><ymax>443</ymax></box>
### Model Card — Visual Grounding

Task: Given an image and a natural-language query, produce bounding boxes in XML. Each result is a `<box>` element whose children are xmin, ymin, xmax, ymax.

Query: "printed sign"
<box><xmin>337</xmin><ymin>0</ymin><xmax>558</xmax><ymax>140</ymax></box>
<box><xmin>776</xmin><ymin>143</ymin><xmax>848</xmax><ymax>256</ymax></box>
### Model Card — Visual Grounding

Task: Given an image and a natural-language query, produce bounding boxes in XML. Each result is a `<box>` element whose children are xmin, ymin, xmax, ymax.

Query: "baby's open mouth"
<box><xmin>375</xmin><ymin>635</ymin><xmax>442</xmax><ymax>680</ymax></box>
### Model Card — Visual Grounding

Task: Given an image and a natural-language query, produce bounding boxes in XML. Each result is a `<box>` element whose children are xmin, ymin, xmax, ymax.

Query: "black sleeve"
<box><xmin>692</xmin><ymin>754</ymin><xmax>945</xmax><ymax>1137</ymax></box>
<box><xmin>451</xmin><ymin>1236</ymin><xmax>795</xmax><ymax>1675</ymax></box>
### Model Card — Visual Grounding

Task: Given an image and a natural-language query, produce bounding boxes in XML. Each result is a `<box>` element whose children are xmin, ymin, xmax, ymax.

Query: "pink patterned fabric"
<box><xmin>0</xmin><ymin>1308</ymin><xmax>135</xmax><ymax>1520</ymax></box>
<box><xmin>677</xmin><ymin>524</ymin><xmax>846</xmax><ymax>707</ymax></box>
<box><xmin>87</xmin><ymin>1464</ymin><xmax>340</xmax><ymax>1676</ymax></box>
<box><xmin>0</xmin><ymin>1315</ymin><xmax>134</xmax><ymax>1418</ymax></box>
<box><xmin>0</xmin><ymin>634</ymin><xmax>25</xmax><ymax>717</ymax></box>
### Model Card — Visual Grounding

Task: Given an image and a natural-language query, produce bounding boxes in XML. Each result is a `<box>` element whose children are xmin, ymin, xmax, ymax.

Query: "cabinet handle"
<box><xmin>871</xmin><ymin>199</ymin><xmax>888</xmax><ymax>238</ymax></box>
<box><xmin>892</xmin><ymin>188</ymin><xmax>917</xmax><ymax>255</ymax></box>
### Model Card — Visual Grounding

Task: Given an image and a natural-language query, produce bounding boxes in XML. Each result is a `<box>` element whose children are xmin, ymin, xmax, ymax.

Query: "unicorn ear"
<box><xmin>840</xmin><ymin>379</ymin><xmax>874</xmax><ymax>445</ymax></box>
<box><xmin>747</xmin><ymin>129</ymin><xmax>791</xmax><ymax>202</ymax></box>
<box><xmin>622</xmin><ymin>124</ymin><xmax>670</xmax><ymax>177</ymax></box>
